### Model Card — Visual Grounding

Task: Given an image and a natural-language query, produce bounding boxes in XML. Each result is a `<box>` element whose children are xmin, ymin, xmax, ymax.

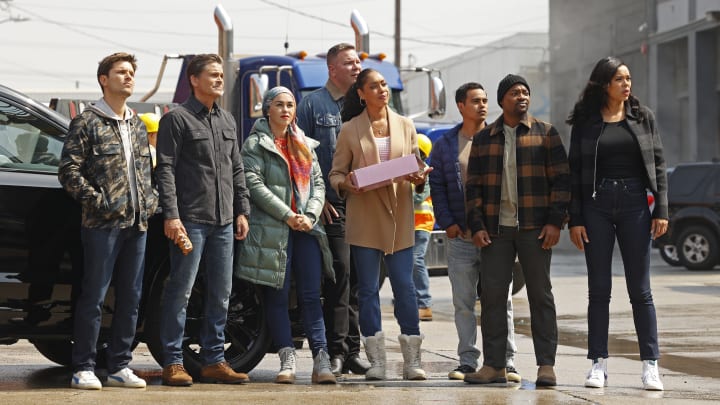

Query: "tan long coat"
<box><xmin>329</xmin><ymin>107</ymin><xmax>420</xmax><ymax>254</ymax></box>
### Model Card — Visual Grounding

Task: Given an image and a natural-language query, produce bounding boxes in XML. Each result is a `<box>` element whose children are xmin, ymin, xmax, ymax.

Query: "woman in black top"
<box><xmin>567</xmin><ymin>56</ymin><xmax>668</xmax><ymax>391</ymax></box>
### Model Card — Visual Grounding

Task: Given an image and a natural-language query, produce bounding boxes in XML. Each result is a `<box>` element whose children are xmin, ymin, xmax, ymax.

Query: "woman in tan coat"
<box><xmin>329</xmin><ymin>68</ymin><xmax>431</xmax><ymax>381</ymax></box>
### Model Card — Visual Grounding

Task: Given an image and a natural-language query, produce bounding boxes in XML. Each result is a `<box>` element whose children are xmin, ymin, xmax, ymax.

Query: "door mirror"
<box><xmin>249</xmin><ymin>73</ymin><xmax>269</xmax><ymax>118</ymax></box>
<box><xmin>428</xmin><ymin>76</ymin><xmax>446</xmax><ymax>119</ymax></box>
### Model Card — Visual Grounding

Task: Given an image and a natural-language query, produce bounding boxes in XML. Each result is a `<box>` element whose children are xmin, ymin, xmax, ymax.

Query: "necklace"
<box><xmin>370</xmin><ymin>119</ymin><xmax>387</xmax><ymax>136</ymax></box>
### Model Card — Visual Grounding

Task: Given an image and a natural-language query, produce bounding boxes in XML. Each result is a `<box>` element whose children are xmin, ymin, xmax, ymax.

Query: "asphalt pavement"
<box><xmin>1</xmin><ymin>235</ymin><xmax>719</xmax><ymax>404</ymax></box>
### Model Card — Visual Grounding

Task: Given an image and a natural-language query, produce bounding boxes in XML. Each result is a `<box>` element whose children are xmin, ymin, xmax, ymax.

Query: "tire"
<box><xmin>31</xmin><ymin>338</ymin><xmax>122</xmax><ymax>368</ymax></box>
<box><xmin>677</xmin><ymin>226</ymin><xmax>719</xmax><ymax>271</ymax></box>
<box><xmin>659</xmin><ymin>244</ymin><xmax>681</xmax><ymax>267</ymax></box>
<box><xmin>477</xmin><ymin>260</ymin><xmax>526</xmax><ymax>298</ymax></box>
<box><xmin>144</xmin><ymin>265</ymin><xmax>270</xmax><ymax>376</ymax></box>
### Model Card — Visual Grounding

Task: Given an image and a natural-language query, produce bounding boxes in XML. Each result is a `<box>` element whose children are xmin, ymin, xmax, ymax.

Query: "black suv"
<box><xmin>0</xmin><ymin>84</ymin><xmax>269</xmax><ymax>375</ymax></box>
<box><xmin>655</xmin><ymin>162</ymin><xmax>720</xmax><ymax>270</ymax></box>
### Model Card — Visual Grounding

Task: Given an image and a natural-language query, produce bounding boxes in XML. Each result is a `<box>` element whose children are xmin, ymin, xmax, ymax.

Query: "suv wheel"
<box><xmin>677</xmin><ymin>226</ymin><xmax>719</xmax><ymax>271</ymax></box>
<box><xmin>659</xmin><ymin>244</ymin><xmax>681</xmax><ymax>266</ymax></box>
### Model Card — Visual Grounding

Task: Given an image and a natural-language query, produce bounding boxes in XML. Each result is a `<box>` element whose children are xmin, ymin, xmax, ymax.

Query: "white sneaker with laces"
<box><xmin>71</xmin><ymin>370</ymin><xmax>102</xmax><ymax>390</ymax></box>
<box><xmin>106</xmin><ymin>367</ymin><xmax>147</xmax><ymax>388</ymax></box>
<box><xmin>642</xmin><ymin>360</ymin><xmax>664</xmax><ymax>391</ymax></box>
<box><xmin>584</xmin><ymin>358</ymin><xmax>607</xmax><ymax>388</ymax></box>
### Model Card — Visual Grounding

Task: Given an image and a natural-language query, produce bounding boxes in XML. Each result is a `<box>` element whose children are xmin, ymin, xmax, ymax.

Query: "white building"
<box><xmin>402</xmin><ymin>32</ymin><xmax>550</xmax><ymax>125</ymax></box>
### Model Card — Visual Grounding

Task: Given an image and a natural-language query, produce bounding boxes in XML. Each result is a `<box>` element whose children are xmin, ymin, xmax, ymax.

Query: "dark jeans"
<box><xmin>583</xmin><ymin>177</ymin><xmax>659</xmax><ymax>360</ymax></box>
<box><xmin>322</xmin><ymin>204</ymin><xmax>361</xmax><ymax>358</ymax></box>
<box><xmin>73</xmin><ymin>225</ymin><xmax>146</xmax><ymax>373</ymax></box>
<box><xmin>263</xmin><ymin>230</ymin><xmax>328</xmax><ymax>357</ymax></box>
<box><xmin>353</xmin><ymin>245</ymin><xmax>420</xmax><ymax>336</ymax></box>
<box><xmin>160</xmin><ymin>222</ymin><xmax>233</xmax><ymax>367</ymax></box>
<box><xmin>480</xmin><ymin>226</ymin><xmax>557</xmax><ymax>368</ymax></box>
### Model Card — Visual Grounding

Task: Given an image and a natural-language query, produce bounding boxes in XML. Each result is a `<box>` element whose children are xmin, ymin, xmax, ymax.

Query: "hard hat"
<box><xmin>417</xmin><ymin>134</ymin><xmax>432</xmax><ymax>158</ymax></box>
<box><xmin>138</xmin><ymin>112</ymin><xmax>160</xmax><ymax>133</ymax></box>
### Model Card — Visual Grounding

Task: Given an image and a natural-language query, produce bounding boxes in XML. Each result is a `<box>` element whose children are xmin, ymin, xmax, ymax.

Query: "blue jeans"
<box><xmin>352</xmin><ymin>245</ymin><xmax>419</xmax><ymax>336</ymax></box>
<box><xmin>72</xmin><ymin>226</ymin><xmax>146</xmax><ymax>373</ymax></box>
<box><xmin>160</xmin><ymin>222</ymin><xmax>233</xmax><ymax>367</ymax></box>
<box><xmin>583</xmin><ymin>177</ymin><xmax>659</xmax><ymax>360</ymax></box>
<box><xmin>447</xmin><ymin>237</ymin><xmax>517</xmax><ymax>368</ymax></box>
<box><xmin>263</xmin><ymin>230</ymin><xmax>328</xmax><ymax>357</ymax></box>
<box><xmin>413</xmin><ymin>230</ymin><xmax>432</xmax><ymax>308</ymax></box>
<box><xmin>480</xmin><ymin>227</ymin><xmax>557</xmax><ymax>368</ymax></box>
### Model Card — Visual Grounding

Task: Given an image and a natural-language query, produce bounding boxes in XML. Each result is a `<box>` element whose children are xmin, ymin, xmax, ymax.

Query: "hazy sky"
<box><xmin>1</xmin><ymin>0</ymin><xmax>548</xmax><ymax>98</ymax></box>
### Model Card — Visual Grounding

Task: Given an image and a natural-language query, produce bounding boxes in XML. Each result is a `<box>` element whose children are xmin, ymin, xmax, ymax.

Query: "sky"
<box><xmin>0</xmin><ymin>0</ymin><xmax>548</xmax><ymax>100</ymax></box>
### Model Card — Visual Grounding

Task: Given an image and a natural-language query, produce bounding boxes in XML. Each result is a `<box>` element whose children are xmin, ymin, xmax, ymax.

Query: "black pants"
<box><xmin>322</xmin><ymin>204</ymin><xmax>361</xmax><ymax>358</ymax></box>
<box><xmin>583</xmin><ymin>177</ymin><xmax>659</xmax><ymax>360</ymax></box>
<box><xmin>480</xmin><ymin>226</ymin><xmax>557</xmax><ymax>368</ymax></box>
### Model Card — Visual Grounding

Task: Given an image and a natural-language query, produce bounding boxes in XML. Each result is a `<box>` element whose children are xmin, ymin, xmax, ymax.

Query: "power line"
<box><xmin>258</xmin><ymin>0</ymin><xmax>476</xmax><ymax>49</ymax></box>
<box><xmin>11</xmin><ymin>4</ymin><xmax>161</xmax><ymax>57</ymax></box>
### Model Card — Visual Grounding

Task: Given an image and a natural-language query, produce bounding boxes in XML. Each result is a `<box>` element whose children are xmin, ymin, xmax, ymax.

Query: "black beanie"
<box><xmin>497</xmin><ymin>74</ymin><xmax>530</xmax><ymax>106</ymax></box>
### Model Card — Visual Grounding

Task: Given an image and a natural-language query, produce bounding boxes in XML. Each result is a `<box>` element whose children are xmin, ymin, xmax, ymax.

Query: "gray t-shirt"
<box><xmin>499</xmin><ymin>123</ymin><xmax>518</xmax><ymax>227</ymax></box>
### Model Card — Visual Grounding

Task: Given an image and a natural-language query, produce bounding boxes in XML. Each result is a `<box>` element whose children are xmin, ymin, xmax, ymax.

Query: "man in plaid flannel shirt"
<box><xmin>463</xmin><ymin>74</ymin><xmax>570</xmax><ymax>387</ymax></box>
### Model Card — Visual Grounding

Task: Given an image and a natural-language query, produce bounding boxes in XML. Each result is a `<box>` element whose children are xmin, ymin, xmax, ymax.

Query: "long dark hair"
<box><xmin>341</xmin><ymin>68</ymin><xmax>378</xmax><ymax>123</ymax></box>
<box><xmin>566</xmin><ymin>56</ymin><xmax>644</xmax><ymax>125</ymax></box>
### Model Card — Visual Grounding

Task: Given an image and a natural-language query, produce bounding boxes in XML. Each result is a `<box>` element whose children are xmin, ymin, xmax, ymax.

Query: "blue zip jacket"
<box><xmin>428</xmin><ymin>123</ymin><xmax>468</xmax><ymax>232</ymax></box>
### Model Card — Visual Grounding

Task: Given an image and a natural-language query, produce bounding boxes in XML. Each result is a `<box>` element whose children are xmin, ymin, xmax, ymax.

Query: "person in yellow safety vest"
<box><xmin>414</xmin><ymin>134</ymin><xmax>435</xmax><ymax>321</ymax></box>
<box><xmin>138</xmin><ymin>112</ymin><xmax>160</xmax><ymax>167</ymax></box>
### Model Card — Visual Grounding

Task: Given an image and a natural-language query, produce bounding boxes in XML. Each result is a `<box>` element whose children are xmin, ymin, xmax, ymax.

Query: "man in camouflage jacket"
<box><xmin>58</xmin><ymin>52</ymin><xmax>157</xmax><ymax>390</ymax></box>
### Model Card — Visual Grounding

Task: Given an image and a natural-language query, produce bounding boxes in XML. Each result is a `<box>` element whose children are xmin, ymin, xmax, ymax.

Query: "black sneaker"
<box><xmin>448</xmin><ymin>364</ymin><xmax>476</xmax><ymax>380</ymax></box>
<box><xmin>506</xmin><ymin>366</ymin><xmax>522</xmax><ymax>383</ymax></box>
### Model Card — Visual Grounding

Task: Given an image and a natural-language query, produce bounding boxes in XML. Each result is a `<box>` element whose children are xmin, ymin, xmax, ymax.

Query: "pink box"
<box><xmin>351</xmin><ymin>154</ymin><xmax>424</xmax><ymax>190</ymax></box>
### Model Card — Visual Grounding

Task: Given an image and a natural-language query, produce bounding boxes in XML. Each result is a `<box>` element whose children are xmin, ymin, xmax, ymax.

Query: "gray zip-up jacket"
<box><xmin>156</xmin><ymin>95</ymin><xmax>250</xmax><ymax>225</ymax></box>
<box><xmin>59</xmin><ymin>100</ymin><xmax>158</xmax><ymax>230</ymax></box>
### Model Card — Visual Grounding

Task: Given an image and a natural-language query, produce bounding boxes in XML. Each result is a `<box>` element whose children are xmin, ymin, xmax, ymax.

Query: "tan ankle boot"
<box><xmin>464</xmin><ymin>365</ymin><xmax>507</xmax><ymax>384</ymax></box>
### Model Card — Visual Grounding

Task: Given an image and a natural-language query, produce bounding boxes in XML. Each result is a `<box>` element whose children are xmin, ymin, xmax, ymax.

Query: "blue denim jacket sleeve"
<box><xmin>297</xmin><ymin>88</ymin><xmax>343</xmax><ymax>205</ymax></box>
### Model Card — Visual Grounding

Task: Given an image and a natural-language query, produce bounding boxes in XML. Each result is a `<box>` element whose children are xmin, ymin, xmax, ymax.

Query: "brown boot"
<box><xmin>162</xmin><ymin>364</ymin><xmax>193</xmax><ymax>386</ymax></box>
<box><xmin>418</xmin><ymin>307</ymin><xmax>433</xmax><ymax>321</ymax></box>
<box><xmin>200</xmin><ymin>361</ymin><xmax>249</xmax><ymax>384</ymax></box>
<box><xmin>464</xmin><ymin>365</ymin><xmax>507</xmax><ymax>384</ymax></box>
<box><xmin>536</xmin><ymin>365</ymin><xmax>557</xmax><ymax>387</ymax></box>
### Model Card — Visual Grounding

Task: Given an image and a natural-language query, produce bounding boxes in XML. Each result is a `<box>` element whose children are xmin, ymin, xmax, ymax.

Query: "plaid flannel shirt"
<box><xmin>465</xmin><ymin>114</ymin><xmax>570</xmax><ymax>236</ymax></box>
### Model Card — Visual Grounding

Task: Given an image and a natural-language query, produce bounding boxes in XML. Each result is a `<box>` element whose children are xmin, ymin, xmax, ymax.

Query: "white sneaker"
<box><xmin>642</xmin><ymin>360</ymin><xmax>664</xmax><ymax>391</ymax></box>
<box><xmin>584</xmin><ymin>358</ymin><xmax>607</xmax><ymax>388</ymax></box>
<box><xmin>107</xmin><ymin>367</ymin><xmax>147</xmax><ymax>388</ymax></box>
<box><xmin>71</xmin><ymin>370</ymin><xmax>102</xmax><ymax>390</ymax></box>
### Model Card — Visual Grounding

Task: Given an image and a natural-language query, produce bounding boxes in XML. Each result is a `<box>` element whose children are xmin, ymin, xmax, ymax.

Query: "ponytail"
<box><xmin>340</xmin><ymin>68</ymin><xmax>377</xmax><ymax>122</ymax></box>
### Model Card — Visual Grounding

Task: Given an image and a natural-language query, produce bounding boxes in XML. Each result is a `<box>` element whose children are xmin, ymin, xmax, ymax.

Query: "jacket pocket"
<box><xmin>315</xmin><ymin>113</ymin><xmax>340</xmax><ymax>128</ymax></box>
<box><xmin>186</xmin><ymin>129</ymin><xmax>210</xmax><ymax>141</ymax></box>
<box><xmin>92</xmin><ymin>143</ymin><xmax>122</xmax><ymax>156</ymax></box>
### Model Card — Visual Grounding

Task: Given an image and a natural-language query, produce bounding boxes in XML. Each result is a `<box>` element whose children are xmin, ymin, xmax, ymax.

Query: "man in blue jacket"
<box><xmin>428</xmin><ymin>82</ymin><xmax>520</xmax><ymax>382</ymax></box>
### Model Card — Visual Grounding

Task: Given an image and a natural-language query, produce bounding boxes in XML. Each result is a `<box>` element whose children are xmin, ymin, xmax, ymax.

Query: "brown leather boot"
<box><xmin>162</xmin><ymin>364</ymin><xmax>193</xmax><ymax>386</ymax></box>
<box><xmin>464</xmin><ymin>365</ymin><xmax>507</xmax><ymax>384</ymax></box>
<box><xmin>536</xmin><ymin>365</ymin><xmax>557</xmax><ymax>387</ymax></box>
<box><xmin>200</xmin><ymin>361</ymin><xmax>249</xmax><ymax>384</ymax></box>
<box><xmin>418</xmin><ymin>307</ymin><xmax>433</xmax><ymax>321</ymax></box>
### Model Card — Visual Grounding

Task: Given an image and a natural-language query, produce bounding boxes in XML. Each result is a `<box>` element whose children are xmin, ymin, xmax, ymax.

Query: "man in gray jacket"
<box><xmin>156</xmin><ymin>54</ymin><xmax>251</xmax><ymax>386</ymax></box>
<box><xmin>59</xmin><ymin>52</ymin><xmax>158</xmax><ymax>390</ymax></box>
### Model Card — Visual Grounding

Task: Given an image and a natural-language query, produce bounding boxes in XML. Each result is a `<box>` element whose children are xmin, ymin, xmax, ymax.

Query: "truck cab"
<box><xmin>170</xmin><ymin>52</ymin><xmax>407</xmax><ymax>141</ymax></box>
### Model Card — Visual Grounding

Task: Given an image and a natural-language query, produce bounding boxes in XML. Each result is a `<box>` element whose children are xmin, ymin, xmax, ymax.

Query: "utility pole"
<box><xmin>394</xmin><ymin>0</ymin><xmax>401</xmax><ymax>68</ymax></box>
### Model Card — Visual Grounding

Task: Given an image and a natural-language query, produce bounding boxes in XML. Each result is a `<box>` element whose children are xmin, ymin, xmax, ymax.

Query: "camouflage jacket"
<box><xmin>58</xmin><ymin>103</ymin><xmax>159</xmax><ymax>230</ymax></box>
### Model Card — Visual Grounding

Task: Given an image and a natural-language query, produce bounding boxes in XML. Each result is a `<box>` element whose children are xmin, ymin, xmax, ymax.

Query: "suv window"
<box><xmin>0</xmin><ymin>100</ymin><xmax>64</xmax><ymax>173</ymax></box>
<box><xmin>668</xmin><ymin>166</ymin><xmax>709</xmax><ymax>197</ymax></box>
